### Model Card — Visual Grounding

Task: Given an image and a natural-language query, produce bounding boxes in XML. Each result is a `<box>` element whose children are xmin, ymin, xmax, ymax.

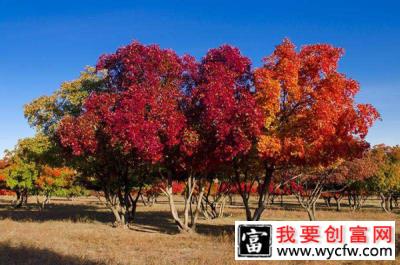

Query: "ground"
<box><xmin>0</xmin><ymin>195</ymin><xmax>398</xmax><ymax>265</ymax></box>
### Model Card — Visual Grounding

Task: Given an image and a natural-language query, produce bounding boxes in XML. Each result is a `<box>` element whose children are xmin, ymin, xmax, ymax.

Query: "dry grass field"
<box><xmin>0</xmin><ymin>195</ymin><xmax>398</xmax><ymax>265</ymax></box>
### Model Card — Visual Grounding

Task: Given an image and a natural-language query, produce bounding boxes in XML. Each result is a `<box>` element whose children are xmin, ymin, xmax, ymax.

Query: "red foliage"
<box><xmin>188</xmin><ymin>45</ymin><xmax>264</xmax><ymax>168</ymax></box>
<box><xmin>225</xmin><ymin>182</ymin><xmax>258</xmax><ymax>194</ymax></box>
<box><xmin>58</xmin><ymin>42</ymin><xmax>191</xmax><ymax>164</ymax></box>
<box><xmin>0</xmin><ymin>189</ymin><xmax>15</xmax><ymax>196</ymax></box>
<box><xmin>143</xmin><ymin>181</ymin><xmax>186</xmax><ymax>197</ymax></box>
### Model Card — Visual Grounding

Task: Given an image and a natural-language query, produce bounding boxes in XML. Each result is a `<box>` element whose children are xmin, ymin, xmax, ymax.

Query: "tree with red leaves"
<box><xmin>95</xmin><ymin>43</ymin><xmax>208</xmax><ymax>231</ymax></box>
<box><xmin>188</xmin><ymin>45</ymin><xmax>263</xmax><ymax>165</ymax></box>
<box><xmin>58</xmin><ymin>42</ymin><xmax>194</xmax><ymax>228</ymax></box>
<box><xmin>186</xmin><ymin>45</ymin><xmax>265</xmax><ymax>222</ymax></box>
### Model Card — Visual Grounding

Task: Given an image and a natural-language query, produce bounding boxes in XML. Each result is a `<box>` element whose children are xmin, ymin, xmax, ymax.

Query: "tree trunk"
<box><xmin>334</xmin><ymin>194</ymin><xmax>343</xmax><ymax>212</ymax></box>
<box><xmin>200</xmin><ymin>185</ymin><xmax>228</xmax><ymax>220</ymax></box>
<box><xmin>170</xmin><ymin>194</ymin><xmax>190</xmax><ymax>232</ymax></box>
<box><xmin>14</xmin><ymin>188</ymin><xmax>28</xmax><ymax>208</ymax></box>
<box><xmin>307</xmin><ymin>207</ymin><xmax>316</xmax><ymax>221</ymax></box>
<box><xmin>162</xmin><ymin>173</ymin><xmax>204</xmax><ymax>233</ymax></box>
<box><xmin>15</xmin><ymin>189</ymin><xmax>21</xmax><ymax>206</ymax></box>
<box><xmin>129</xmin><ymin>184</ymin><xmax>143</xmax><ymax>221</ymax></box>
<box><xmin>241</xmin><ymin>196</ymin><xmax>252</xmax><ymax>221</ymax></box>
<box><xmin>252</xmin><ymin>166</ymin><xmax>274</xmax><ymax>221</ymax></box>
<box><xmin>100</xmin><ymin>189</ymin><xmax>124</xmax><ymax>227</ymax></box>
<box><xmin>190</xmin><ymin>187</ymin><xmax>205</xmax><ymax>231</ymax></box>
<box><xmin>324</xmin><ymin>196</ymin><xmax>331</xmax><ymax>208</ymax></box>
<box><xmin>380</xmin><ymin>193</ymin><xmax>390</xmax><ymax>213</ymax></box>
<box><xmin>163</xmin><ymin>180</ymin><xmax>191</xmax><ymax>232</ymax></box>
<box><xmin>311</xmin><ymin>201</ymin><xmax>317</xmax><ymax>220</ymax></box>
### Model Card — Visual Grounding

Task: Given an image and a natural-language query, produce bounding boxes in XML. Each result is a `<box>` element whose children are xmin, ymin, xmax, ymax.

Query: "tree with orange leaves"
<box><xmin>35</xmin><ymin>166</ymin><xmax>81</xmax><ymax>209</ymax></box>
<box><xmin>0</xmin><ymin>159</ymin><xmax>10</xmax><ymax>190</ymax></box>
<box><xmin>241</xmin><ymin>39</ymin><xmax>380</xmax><ymax>220</ymax></box>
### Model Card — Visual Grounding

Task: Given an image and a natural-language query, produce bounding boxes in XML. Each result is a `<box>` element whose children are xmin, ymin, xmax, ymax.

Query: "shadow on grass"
<box><xmin>0</xmin><ymin>201</ymin><xmax>234</xmax><ymax>237</ymax></box>
<box><xmin>0</xmin><ymin>243</ymin><xmax>105</xmax><ymax>265</ymax></box>
<box><xmin>1</xmin><ymin>198</ymin><xmax>397</xmax><ymax>243</ymax></box>
<box><xmin>0</xmin><ymin>203</ymin><xmax>114</xmax><ymax>224</ymax></box>
<box><xmin>132</xmin><ymin>210</ymin><xmax>235</xmax><ymax>236</ymax></box>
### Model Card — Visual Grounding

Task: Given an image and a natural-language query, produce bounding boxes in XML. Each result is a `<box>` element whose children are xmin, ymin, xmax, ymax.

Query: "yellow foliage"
<box><xmin>257</xmin><ymin>135</ymin><xmax>281</xmax><ymax>159</ymax></box>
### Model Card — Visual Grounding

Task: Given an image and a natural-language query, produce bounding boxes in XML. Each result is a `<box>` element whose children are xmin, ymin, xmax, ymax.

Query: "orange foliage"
<box><xmin>36</xmin><ymin>166</ymin><xmax>75</xmax><ymax>189</ymax></box>
<box><xmin>255</xmin><ymin>39</ymin><xmax>380</xmax><ymax>167</ymax></box>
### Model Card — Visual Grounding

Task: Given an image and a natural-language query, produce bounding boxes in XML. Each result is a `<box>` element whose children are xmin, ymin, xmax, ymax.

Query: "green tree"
<box><xmin>1</xmin><ymin>134</ymin><xmax>60</xmax><ymax>207</ymax></box>
<box><xmin>24</xmin><ymin>67</ymin><xmax>108</xmax><ymax>209</ymax></box>
<box><xmin>24</xmin><ymin>67</ymin><xmax>105</xmax><ymax>135</ymax></box>
<box><xmin>370</xmin><ymin>145</ymin><xmax>400</xmax><ymax>212</ymax></box>
<box><xmin>1</xmin><ymin>151</ymin><xmax>37</xmax><ymax>207</ymax></box>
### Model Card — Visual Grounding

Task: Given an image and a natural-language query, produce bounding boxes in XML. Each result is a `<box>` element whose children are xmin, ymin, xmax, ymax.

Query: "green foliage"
<box><xmin>24</xmin><ymin>67</ymin><xmax>106</xmax><ymax>135</ymax></box>
<box><xmin>1</xmin><ymin>134</ymin><xmax>86</xmax><ymax>201</ymax></box>
<box><xmin>1</xmin><ymin>135</ymin><xmax>49</xmax><ymax>192</ymax></box>
<box><xmin>22</xmin><ymin>67</ymin><xmax>107</xmax><ymax>190</ymax></box>
<box><xmin>370</xmin><ymin>145</ymin><xmax>400</xmax><ymax>193</ymax></box>
<box><xmin>52</xmin><ymin>185</ymin><xmax>89</xmax><ymax>198</ymax></box>
<box><xmin>16</xmin><ymin>133</ymin><xmax>62</xmax><ymax>166</ymax></box>
<box><xmin>4</xmin><ymin>156</ymin><xmax>37</xmax><ymax>191</ymax></box>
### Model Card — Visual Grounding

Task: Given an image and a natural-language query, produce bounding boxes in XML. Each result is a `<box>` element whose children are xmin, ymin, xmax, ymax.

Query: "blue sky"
<box><xmin>0</xmin><ymin>0</ymin><xmax>399</xmax><ymax>154</ymax></box>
